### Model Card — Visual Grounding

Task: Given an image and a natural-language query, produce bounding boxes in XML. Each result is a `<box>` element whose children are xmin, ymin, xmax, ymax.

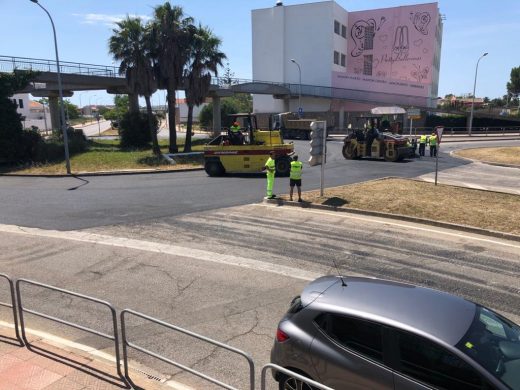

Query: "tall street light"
<box><xmin>89</xmin><ymin>94</ymin><xmax>97</xmax><ymax>123</ymax></box>
<box><xmin>468</xmin><ymin>52</ymin><xmax>488</xmax><ymax>136</ymax></box>
<box><xmin>30</xmin><ymin>0</ymin><xmax>71</xmax><ymax>174</ymax></box>
<box><xmin>290</xmin><ymin>59</ymin><xmax>302</xmax><ymax>118</ymax></box>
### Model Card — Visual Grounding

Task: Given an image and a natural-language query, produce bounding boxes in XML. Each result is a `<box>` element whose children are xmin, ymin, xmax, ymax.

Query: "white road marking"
<box><xmin>253</xmin><ymin>204</ymin><xmax>520</xmax><ymax>250</ymax></box>
<box><xmin>0</xmin><ymin>224</ymin><xmax>319</xmax><ymax>281</ymax></box>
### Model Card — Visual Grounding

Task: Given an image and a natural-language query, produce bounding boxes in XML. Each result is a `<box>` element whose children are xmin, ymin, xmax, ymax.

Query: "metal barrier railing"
<box><xmin>261</xmin><ymin>364</ymin><xmax>334</xmax><ymax>390</ymax></box>
<box><xmin>121</xmin><ymin>309</ymin><xmax>255</xmax><ymax>390</ymax></box>
<box><xmin>15</xmin><ymin>279</ymin><xmax>123</xmax><ymax>378</ymax></box>
<box><xmin>0</xmin><ymin>274</ymin><xmax>23</xmax><ymax>344</ymax></box>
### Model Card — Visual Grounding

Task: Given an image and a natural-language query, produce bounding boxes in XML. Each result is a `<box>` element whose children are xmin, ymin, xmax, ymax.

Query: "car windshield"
<box><xmin>456</xmin><ymin>306</ymin><xmax>520</xmax><ymax>390</ymax></box>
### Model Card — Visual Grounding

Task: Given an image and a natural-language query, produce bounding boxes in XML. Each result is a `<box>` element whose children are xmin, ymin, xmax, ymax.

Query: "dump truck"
<box><xmin>271</xmin><ymin>112</ymin><xmax>317</xmax><ymax>140</ymax></box>
<box><xmin>203</xmin><ymin>113</ymin><xmax>294</xmax><ymax>176</ymax></box>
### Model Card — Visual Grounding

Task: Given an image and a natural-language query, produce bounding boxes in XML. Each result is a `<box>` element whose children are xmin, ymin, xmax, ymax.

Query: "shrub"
<box><xmin>33</xmin><ymin>128</ymin><xmax>88</xmax><ymax>162</ymax></box>
<box><xmin>119</xmin><ymin>111</ymin><xmax>158</xmax><ymax>149</ymax></box>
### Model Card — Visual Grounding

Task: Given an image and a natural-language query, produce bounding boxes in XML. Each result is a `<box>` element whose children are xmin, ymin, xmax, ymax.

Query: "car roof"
<box><xmin>301</xmin><ymin>276</ymin><xmax>476</xmax><ymax>346</ymax></box>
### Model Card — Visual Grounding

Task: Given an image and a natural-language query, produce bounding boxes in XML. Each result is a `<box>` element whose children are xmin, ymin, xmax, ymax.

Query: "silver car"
<box><xmin>271</xmin><ymin>276</ymin><xmax>520</xmax><ymax>390</ymax></box>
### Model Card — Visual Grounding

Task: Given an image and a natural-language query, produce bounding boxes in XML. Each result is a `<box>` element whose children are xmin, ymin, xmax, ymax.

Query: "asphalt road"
<box><xmin>0</xmin><ymin>139</ymin><xmax>474</xmax><ymax>231</ymax></box>
<box><xmin>0</xmin><ymin>205</ymin><xmax>518</xmax><ymax>389</ymax></box>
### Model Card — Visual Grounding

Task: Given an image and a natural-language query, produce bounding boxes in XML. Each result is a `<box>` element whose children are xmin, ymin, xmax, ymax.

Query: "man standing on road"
<box><xmin>289</xmin><ymin>155</ymin><xmax>303</xmax><ymax>202</ymax></box>
<box><xmin>262</xmin><ymin>151</ymin><xmax>276</xmax><ymax>199</ymax></box>
<box><xmin>418</xmin><ymin>134</ymin><xmax>427</xmax><ymax>156</ymax></box>
<box><xmin>429</xmin><ymin>132</ymin><xmax>438</xmax><ymax>157</ymax></box>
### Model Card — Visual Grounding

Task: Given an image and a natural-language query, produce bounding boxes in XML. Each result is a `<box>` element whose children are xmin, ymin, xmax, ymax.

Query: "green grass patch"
<box><xmin>1</xmin><ymin>138</ymin><xmax>208</xmax><ymax>175</ymax></box>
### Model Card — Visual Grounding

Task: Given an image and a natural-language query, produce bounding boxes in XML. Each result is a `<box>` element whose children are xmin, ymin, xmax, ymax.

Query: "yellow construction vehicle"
<box><xmin>342</xmin><ymin>127</ymin><xmax>415</xmax><ymax>162</ymax></box>
<box><xmin>203</xmin><ymin>113</ymin><xmax>294</xmax><ymax>176</ymax></box>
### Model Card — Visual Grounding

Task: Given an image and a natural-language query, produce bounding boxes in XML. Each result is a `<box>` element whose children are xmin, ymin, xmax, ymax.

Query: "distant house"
<box><xmin>176</xmin><ymin>98</ymin><xmax>210</xmax><ymax>123</ymax></box>
<box><xmin>9</xmin><ymin>93</ymin><xmax>50</xmax><ymax>129</ymax></box>
<box><xmin>438</xmin><ymin>96</ymin><xmax>486</xmax><ymax>109</ymax></box>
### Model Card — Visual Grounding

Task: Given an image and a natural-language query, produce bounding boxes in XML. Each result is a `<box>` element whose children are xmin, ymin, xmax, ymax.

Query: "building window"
<box><xmin>333</xmin><ymin>51</ymin><xmax>339</xmax><ymax>65</ymax></box>
<box><xmin>334</xmin><ymin>20</ymin><xmax>340</xmax><ymax>35</ymax></box>
<box><xmin>363</xmin><ymin>55</ymin><xmax>373</xmax><ymax>75</ymax></box>
<box><xmin>341</xmin><ymin>53</ymin><xmax>346</xmax><ymax>67</ymax></box>
<box><xmin>18</xmin><ymin>99</ymin><xmax>24</xmax><ymax>109</ymax></box>
<box><xmin>364</xmin><ymin>25</ymin><xmax>375</xmax><ymax>50</ymax></box>
<box><xmin>341</xmin><ymin>24</ymin><xmax>347</xmax><ymax>38</ymax></box>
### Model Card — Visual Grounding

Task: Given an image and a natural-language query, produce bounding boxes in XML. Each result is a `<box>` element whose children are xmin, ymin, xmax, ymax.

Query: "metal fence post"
<box><xmin>0</xmin><ymin>274</ymin><xmax>23</xmax><ymax>345</ymax></box>
<box><xmin>15</xmin><ymin>279</ymin><xmax>124</xmax><ymax>381</ymax></box>
<box><xmin>121</xmin><ymin>309</ymin><xmax>255</xmax><ymax>390</ymax></box>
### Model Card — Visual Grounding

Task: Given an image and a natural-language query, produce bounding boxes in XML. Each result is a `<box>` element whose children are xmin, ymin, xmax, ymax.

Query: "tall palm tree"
<box><xmin>151</xmin><ymin>2</ymin><xmax>194</xmax><ymax>153</ymax></box>
<box><xmin>183</xmin><ymin>25</ymin><xmax>226</xmax><ymax>152</ymax></box>
<box><xmin>109</xmin><ymin>17</ymin><xmax>160</xmax><ymax>155</ymax></box>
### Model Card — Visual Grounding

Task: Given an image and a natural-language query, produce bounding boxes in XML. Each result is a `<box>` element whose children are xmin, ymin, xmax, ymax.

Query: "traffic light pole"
<box><xmin>320</xmin><ymin>121</ymin><xmax>327</xmax><ymax>196</ymax></box>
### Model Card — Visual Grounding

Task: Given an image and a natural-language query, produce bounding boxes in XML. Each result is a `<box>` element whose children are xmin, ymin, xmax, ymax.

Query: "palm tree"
<box><xmin>183</xmin><ymin>25</ymin><xmax>226</xmax><ymax>152</ymax></box>
<box><xmin>151</xmin><ymin>2</ymin><xmax>194</xmax><ymax>153</ymax></box>
<box><xmin>109</xmin><ymin>17</ymin><xmax>160</xmax><ymax>155</ymax></box>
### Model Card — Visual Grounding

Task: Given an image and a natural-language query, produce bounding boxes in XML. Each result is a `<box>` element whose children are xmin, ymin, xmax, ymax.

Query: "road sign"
<box><xmin>407</xmin><ymin>108</ymin><xmax>420</xmax><ymax>117</ymax></box>
<box><xmin>298</xmin><ymin>107</ymin><xmax>303</xmax><ymax>116</ymax></box>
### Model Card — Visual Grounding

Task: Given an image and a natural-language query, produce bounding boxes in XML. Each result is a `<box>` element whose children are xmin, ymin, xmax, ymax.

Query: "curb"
<box><xmin>263</xmin><ymin>197</ymin><xmax>520</xmax><ymax>243</ymax></box>
<box><xmin>449</xmin><ymin>150</ymin><xmax>520</xmax><ymax>169</ymax></box>
<box><xmin>0</xmin><ymin>167</ymin><xmax>204</xmax><ymax>178</ymax></box>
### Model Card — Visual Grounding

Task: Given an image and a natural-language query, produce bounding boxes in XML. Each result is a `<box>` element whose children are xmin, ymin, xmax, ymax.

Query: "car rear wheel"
<box><xmin>204</xmin><ymin>160</ymin><xmax>225</xmax><ymax>176</ymax></box>
<box><xmin>279</xmin><ymin>375</ymin><xmax>315</xmax><ymax>390</ymax></box>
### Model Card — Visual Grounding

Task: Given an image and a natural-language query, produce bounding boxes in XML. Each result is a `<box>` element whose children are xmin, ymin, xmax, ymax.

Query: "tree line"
<box><xmin>108</xmin><ymin>2</ymin><xmax>226</xmax><ymax>154</ymax></box>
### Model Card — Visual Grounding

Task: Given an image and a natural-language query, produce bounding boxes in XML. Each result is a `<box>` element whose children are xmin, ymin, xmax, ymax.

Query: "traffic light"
<box><xmin>309</xmin><ymin>121</ymin><xmax>325</xmax><ymax>166</ymax></box>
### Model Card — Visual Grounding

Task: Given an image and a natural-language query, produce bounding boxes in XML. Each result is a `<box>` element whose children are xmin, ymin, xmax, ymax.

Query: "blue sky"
<box><xmin>2</xmin><ymin>0</ymin><xmax>519</xmax><ymax>107</ymax></box>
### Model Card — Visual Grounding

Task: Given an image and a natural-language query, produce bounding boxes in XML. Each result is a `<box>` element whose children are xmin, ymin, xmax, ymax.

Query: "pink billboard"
<box><xmin>332</xmin><ymin>2</ymin><xmax>440</xmax><ymax>99</ymax></box>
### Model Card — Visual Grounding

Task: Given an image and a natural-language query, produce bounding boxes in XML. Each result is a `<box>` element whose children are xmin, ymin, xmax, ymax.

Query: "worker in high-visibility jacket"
<box><xmin>289</xmin><ymin>154</ymin><xmax>303</xmax><ymax>202</ymax></box>
<box><xmin>262</xmin><ymin>151</ymin><xmax>276</xmax><ymax>199</ymax></box>
<box><xmin>418</xmin><ymin>134</ymin><xmax>427</xmax><ymax>156</ymax></box>
<box><xmin>229</xmin><ymin>121</ymin><xmax>243</xmax><ymax>145</ymax></box>
<box><xmin>429</xmin><ymin>132</ymin><xmax>438</xmax><ymax>157</ymax></box>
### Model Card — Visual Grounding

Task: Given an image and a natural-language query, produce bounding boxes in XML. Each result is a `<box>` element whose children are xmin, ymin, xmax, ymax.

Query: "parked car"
<box><xmin>271</xmin><ymin>276</ymin><xmax>520</xmax><ymax>390</ymax></box>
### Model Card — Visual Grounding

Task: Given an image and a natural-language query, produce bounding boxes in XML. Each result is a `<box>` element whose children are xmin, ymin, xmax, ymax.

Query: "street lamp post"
<box><xmin>89</xmin><ymin>94</ymin><xmax>97</xmax><ymax>123</ymax></box>
<box><xmin>30</xmin><ymin>0</ymin><xmax>71</xmax><ymax>174</ymax></box>
<box><xmin>290</xmin><ymin>59</ymin><xmax>302</xmax><ymax>118</ymax></box>
<box><xmin>468</xmin><ymin>52</ymin><xmax>488</xmax><ymax>136</ymax></box>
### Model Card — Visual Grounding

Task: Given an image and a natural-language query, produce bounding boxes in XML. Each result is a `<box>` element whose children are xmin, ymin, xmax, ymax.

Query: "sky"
<box><xmin>1</xmin><ymin>0</ymin><xmax>519</xmax><ymax>107</ymax></box>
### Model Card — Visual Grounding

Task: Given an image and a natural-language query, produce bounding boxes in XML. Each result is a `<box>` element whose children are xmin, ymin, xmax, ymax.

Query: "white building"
<box><xmin>10</xmin><ymin>93</ymin><xmax>51</xmax><ymax>130</ymax></box>
<box><xmin>252</xmin><ymin>1</ymin><xmax>443</xmax><ymax>120</ymax></box>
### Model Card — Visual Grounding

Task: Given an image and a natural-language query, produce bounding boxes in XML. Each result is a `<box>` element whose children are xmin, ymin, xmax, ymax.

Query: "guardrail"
<box><xmin>261</xmin><ymin>364</ymin><xmax>334</xmax><ymax>390</ymax></box>
<box><xmin>413</xmin><ymin>126</ymin><xmax>520</xmax><ymax>136</ymax></box>
<box><xmin>0</xmin><ymin>277</ymin><xmax>333</xmax><ymax>390</ymax></box>
<box><xmin>0</xmin><ymin>55</ymin><xmax>120</xmax><ymax>78</ymax></box>
<box><xmin>0</xmin><ymin>274</ymin><xmax>22</xmax><ymax>344</ymax></box>
<box><xmin>15</xmin><ymin>279</ymin><xmax>123</xmax><ymax>379</ymax></box>
<box><xmin>121</xmin><ymin>309</ymin><xmax>255</xmax><ymax>390</ymax></box>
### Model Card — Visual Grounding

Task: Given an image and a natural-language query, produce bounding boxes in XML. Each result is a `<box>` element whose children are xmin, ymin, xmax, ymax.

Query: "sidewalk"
<box><xmin>0</xmin><ymin>329</ymin><xmax>167</xmax><ymax>390</ymax></box>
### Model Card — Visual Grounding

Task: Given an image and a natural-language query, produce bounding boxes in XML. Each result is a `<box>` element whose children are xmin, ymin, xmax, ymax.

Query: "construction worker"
<box><xmin>289</xmin><ymin>154</ymin><xmax>303</xmax><ymax>202</ymax></box>
<box><xmin>262</xmin><ymin>151</ymin><xmax>276</xmax><ymax>199</ymax></box>
<box><xmin>418</xmin><ymin>134</ymin><xmax>427</xmax><ymax>156</ymax></box>
<box><xmin>229</xmin><ymin>121</ymin><xmax>243</xmax><ymax>145</ymax></box>
<box><xmin>429</xmin><ymin>132</ymin><xmax>438</xmax><ymax>157</ymax></box>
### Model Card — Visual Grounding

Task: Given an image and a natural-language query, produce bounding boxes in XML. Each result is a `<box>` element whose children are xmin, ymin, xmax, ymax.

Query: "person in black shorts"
<box><xmin>289</xmin><ymin>155</ymin><xmax>303</xmax><ymax>202</ymax></box>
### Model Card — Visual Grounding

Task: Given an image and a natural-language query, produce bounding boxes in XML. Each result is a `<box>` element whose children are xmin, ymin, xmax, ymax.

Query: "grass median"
<box><xmin>453</xmin><ymin>146</ymin><xmax>520</xmax><ymax>166</ymax></box>
<box><xmin>1</xmin><ymin>139</ymin><xmax>206</xmax><ymax>175</ymax></box>
<box><xmin>281</xmin><ymin>178</ymin><xmax>520</xmax><ymax>236</ymax></box>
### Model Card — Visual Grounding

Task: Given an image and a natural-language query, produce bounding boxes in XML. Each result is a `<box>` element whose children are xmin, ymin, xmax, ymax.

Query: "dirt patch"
<box><xmin>454</xmin><ymin>147</ymin><xmax>520</xmax><ymax>166</ymax></box>
<box><xmin>281</xmin><ymin>178</ymin><xmax>520</xmax><ymax>236</ymax></box>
